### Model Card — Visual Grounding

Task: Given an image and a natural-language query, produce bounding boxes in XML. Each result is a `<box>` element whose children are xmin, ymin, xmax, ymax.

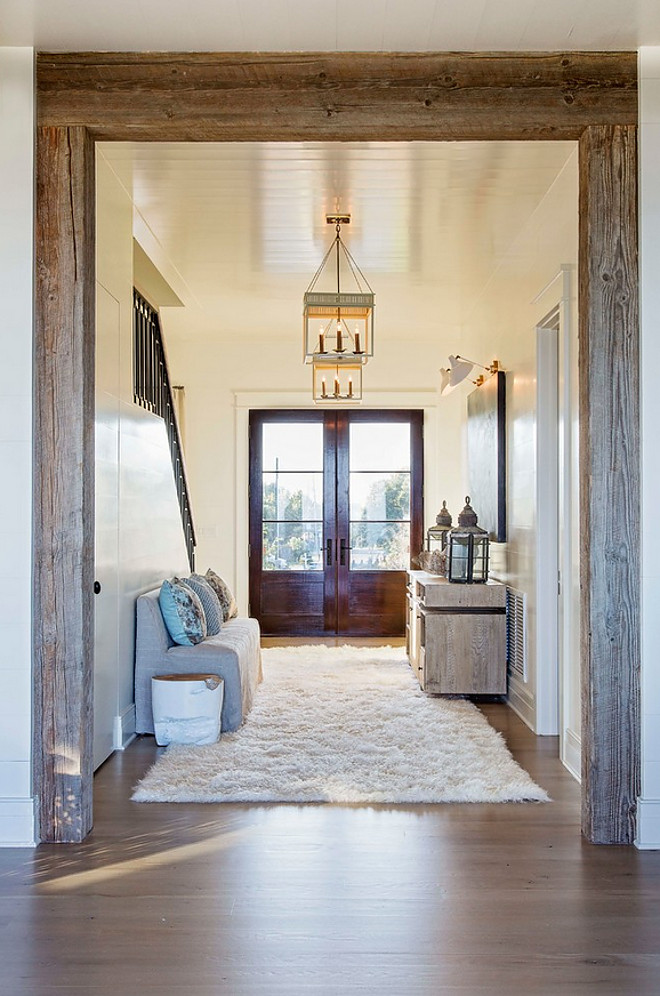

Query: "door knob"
<box><xmin>93</xmin><ymin>580</ymin><xmax>102</xmax><ymax>595</ymax></box>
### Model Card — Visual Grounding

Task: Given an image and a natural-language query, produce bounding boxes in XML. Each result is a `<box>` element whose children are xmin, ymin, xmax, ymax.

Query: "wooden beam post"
<box><xmin>579</xmin><ymin>124</ymin><xmax>640</xmax><ymax>843</ymax></box>
<box><xmin>31</xmin><ymin>53</ymin><xmax>641</xmax><ymax>845</ymax></box>
<box><xmin>34</xmin><ymin>126</ymin><xmax>96</xmax><ymax>842</ymax></box>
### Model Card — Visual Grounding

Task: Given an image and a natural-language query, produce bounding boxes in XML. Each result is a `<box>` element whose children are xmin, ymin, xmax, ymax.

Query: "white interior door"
<box><xmin>94</xmin><ymin>286</ymin><xmax>121</xmax><ymax>770</ymax></box>
<box><xmin>536</xmin><ymin>318</ymin><xmax>560</xmax><ymax>735</ymax></box>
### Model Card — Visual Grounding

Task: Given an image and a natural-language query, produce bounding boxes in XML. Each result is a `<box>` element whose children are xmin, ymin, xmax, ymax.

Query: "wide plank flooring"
<box><xmin>1</xmin><ymin>648</ymin><xmax>659</xmax><ymax>994</ymax></box>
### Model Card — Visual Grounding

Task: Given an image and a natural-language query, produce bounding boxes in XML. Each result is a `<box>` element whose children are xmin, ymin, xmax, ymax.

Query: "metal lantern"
<box><xmin>447</xmin><ymin>497</ymin><xmax>490</xmax><ymax>583</ymax></box>
<box><xmin>303</xmin><ymin>214</ymin><xmax>375</xmax><ymax>363</ymax></box>
<box><xmin>426</xmin><ymin>500</ymin><xmax>452</xmax><ymax>551</ymax></box>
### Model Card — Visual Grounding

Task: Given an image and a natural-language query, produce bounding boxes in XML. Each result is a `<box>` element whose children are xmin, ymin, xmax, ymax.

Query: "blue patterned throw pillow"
<box><xmin>159</xmin><ymin>578</ymin><xmax>207</xmax><ymax>646</ymax></box>
<box><xmin>182</xmin><ymin>575</ymin><xmax>223</xmax><ymax>636</ymax></box>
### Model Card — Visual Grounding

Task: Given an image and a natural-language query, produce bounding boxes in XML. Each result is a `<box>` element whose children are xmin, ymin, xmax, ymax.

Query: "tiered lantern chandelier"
<box><xmin>303</xmin><ymin>214</ymin><xmax>374</xmax><ymax>403</ymax></box>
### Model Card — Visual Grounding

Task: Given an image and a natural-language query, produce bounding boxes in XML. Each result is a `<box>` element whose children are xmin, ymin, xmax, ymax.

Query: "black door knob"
<box><xmin>93</xmin><ymin>581</ymin><xmax>102</xmax><ymax>595</ymax></box>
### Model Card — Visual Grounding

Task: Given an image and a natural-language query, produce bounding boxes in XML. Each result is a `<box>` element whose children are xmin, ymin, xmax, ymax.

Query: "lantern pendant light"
<box><xmin>303</xmin><ymin>214</ymin><xmax>375</xmax><ymax>365</ymax></box>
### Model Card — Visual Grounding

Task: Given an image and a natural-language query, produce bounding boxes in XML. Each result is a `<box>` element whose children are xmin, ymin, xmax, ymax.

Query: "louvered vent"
<box><xmin>506</xmin><ymin>587</ymin><xmax>527</xmax><ymax>681</ymax></box>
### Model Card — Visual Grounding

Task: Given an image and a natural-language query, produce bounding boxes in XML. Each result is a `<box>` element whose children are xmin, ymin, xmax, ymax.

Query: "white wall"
<box><xmin>0</xmin><ymin>48</ymin><xmax>35</xmax><ymax>846</ymax></box>
<box><xmin>94</xmin><ymin>152</ymin><xmax>190</xmax><ymax>766</ymax></box>
<box><xmin>637</xmin><ymin>47</ymin><xmax>660</xmax><ymax>849</ymax></box>
<box><xmin>444</xmin><ymin>152</ymin><xmax>580</xmax><ymax>759</ymax></box>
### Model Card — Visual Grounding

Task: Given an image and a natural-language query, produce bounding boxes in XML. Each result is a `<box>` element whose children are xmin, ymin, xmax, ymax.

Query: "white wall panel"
<box><xmin>638</xmin><ymin>47</ymin><xmax>660</xmax><ymax>849</ymax></box>
<box><xmin>0</xmin><ymin>47</ymin><xmax>34</xmax><ymax>846</ymax></box>
<box><xmin>95</xmin><ymin>153</ymin><xmax>190</xmax><ymax>765</ymax></box>
<box><xmin>457</xmin><ymin>150</ymin><xmax>579</xmax><ymax>744</ymax></box>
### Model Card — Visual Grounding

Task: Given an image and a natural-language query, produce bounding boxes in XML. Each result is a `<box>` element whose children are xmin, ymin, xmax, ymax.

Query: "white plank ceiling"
<box><xmin>1</xmin><ymin>0</ymin><xmax>659</xmax><ymax>51</ymax></box>
<box><xmin>100</xmin><ymin>140</ymin><xmax>576</xmax><ymax>342</ymax></box>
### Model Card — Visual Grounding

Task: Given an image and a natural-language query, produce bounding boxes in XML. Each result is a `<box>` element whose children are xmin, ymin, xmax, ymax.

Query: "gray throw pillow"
<box><xmin>205</xmin><ymin>569</ymin><xmax>238</xmax><ymax>622</ymax></box>
<box><xmin>182</xmin><ymin>575</ymin><xmax>223</xmax><ymax>636</ymax></box>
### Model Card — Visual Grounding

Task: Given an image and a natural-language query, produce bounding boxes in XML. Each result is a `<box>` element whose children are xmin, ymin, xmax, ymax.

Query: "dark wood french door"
<box><xmin>249</xmin><ymin>410</ymin><xmax>423</xmax><ymax>636</ymax></box>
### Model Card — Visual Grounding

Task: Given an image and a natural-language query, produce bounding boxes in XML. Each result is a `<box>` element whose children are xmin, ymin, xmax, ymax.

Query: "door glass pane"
<box><xmin>350</xmin><ymin>522</ymin><xmax>410</xmax><ymax>571</ymax></box>
<box><xmin>263</xmin><ymin>423</ymin><xmax>323</xmax><ymax>471</ymax></box>
<box><xmin>262</xmin><ymin>472</ymin><xmax>323</xmax><ymax>521</ymax></box>
<box><xmin>350</xmin><ymin>472</ymin><xmax>410</xmax><ymax>520</ymax></box>
<box><xmin>349</xmin><ymin>422</ymin><xmax>412</xmax><ymax>571</ymax></box>
<box><xmin>263</xmin><ymin>522</ymin><xmax>323</xmax><ymax>571</ymax></box>
<box><xmin>349</xmin><ymin>423</ymin><xmax>411</xmax><ymax>472</ymax></box>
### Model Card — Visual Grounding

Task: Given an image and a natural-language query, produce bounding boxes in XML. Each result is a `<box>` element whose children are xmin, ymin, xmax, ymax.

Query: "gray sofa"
<box><xmin>135</xmin><ymin>588</ymin><xmax>263</xmax><ymax>735</ymax></box>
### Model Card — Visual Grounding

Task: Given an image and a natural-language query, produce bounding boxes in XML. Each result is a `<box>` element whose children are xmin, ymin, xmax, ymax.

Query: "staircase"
<box><xmin>132</xmin><ymin>288</ymin><xmax>196</xmax><ymax>569</ymax></box>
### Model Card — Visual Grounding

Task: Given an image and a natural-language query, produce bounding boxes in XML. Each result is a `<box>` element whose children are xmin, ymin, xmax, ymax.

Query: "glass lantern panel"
<box><xmin>449</xmin><ymin>535</ymin><xmax>470</xmax><ymax>582</ymax></box>
<box><xmin>427</xmin><ymin>526</ymin><xmax>449</xmax><ymax>551</ymax></box>
<box><xmin>471</xmin><ymin>537</ymin><xmax>489</xmax><ymax>581</ymax></box>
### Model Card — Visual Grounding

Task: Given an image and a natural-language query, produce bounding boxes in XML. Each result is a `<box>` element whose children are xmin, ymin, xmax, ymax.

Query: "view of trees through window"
<box><xmin>262</xmin><ymin>470</ymin><xmax>410</xmax><ymax>571</ymax></box>
<box><xmin>260</xmin><ymin>418</ymin><xmax>412</xmax><ymax>572</ymax></box>
<box><xmin>262</xmin><ymin>478</ymin><xmax>323</xmax><ymax>571</ymax></box>
<box><xmin>350</xmin><ymin>471</ymin><xmax>410</xmax><ymax>570</ymax></box>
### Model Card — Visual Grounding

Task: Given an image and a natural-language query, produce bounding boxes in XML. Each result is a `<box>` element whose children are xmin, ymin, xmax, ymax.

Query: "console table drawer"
<box><xmin>421</xmin><ymin>608</ymin><xmax>506</xmax><ymax>695</ymax></box>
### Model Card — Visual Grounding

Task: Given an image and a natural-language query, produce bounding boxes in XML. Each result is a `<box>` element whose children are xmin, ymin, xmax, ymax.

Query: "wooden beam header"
<box><xmin>37</xmin><ymin>51</ymin><xmax>637</xmax><ymax>142</ymax></box>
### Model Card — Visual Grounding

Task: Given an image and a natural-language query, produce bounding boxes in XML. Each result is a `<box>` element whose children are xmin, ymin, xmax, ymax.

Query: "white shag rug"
<box><xmin>132</xmin><ymin>645</ymin><xmax>549</xmax><ymax>804</ymax></box>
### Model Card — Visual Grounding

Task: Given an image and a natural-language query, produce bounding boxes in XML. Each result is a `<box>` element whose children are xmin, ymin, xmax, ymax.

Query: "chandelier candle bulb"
<box><xmin>319</xmin><ymin>332</ymin><xmax>325</xmax><ymax>353</ymax></box>
<box><xmin>334</xmin><ymin>376</ymin><xmax>340</xmax><ymax>397</ymax></box>
<box><xmin>354</xmin><ymin>330</ymin><xmax>361</xmax><ymax>353</ymax></box>
<box><xmin>348</xmin><ymin>378</ymin><xmax>354</xmax><ymax>398</ymax></box>
<box><xmin>336</xmin><ymin>324</ymin><xmax>343</xmax><ymax>352</ymax></box>
<box><xmin>321</xmin><ymin>378</ymin><xmax>327</xmax><ymax>398</ymax></box>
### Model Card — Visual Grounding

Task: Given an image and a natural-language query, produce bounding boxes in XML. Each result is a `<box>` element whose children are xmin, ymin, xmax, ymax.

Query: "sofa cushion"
<box><xmin>159</xmin><ymin>578</ymin><xmax>207</xmax><ymax>646</ymax></box>
<box><xmin>182</xmin><ymin>574</ymin><xmax>223</xmax><ymax>636</ymax></box>
<box><xmin>205</xmin><ymin>569</ymin><xmax>238</xmax><ymax>621</ymax></box>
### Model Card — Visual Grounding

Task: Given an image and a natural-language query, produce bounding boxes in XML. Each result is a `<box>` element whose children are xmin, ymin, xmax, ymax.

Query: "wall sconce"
<box><xmin>440</xmin><ymin>355</ymin><xmax>501</xmax><ymax>396</ymax></box>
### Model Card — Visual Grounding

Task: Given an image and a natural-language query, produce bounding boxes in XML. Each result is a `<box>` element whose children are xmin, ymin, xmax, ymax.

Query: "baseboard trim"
<box><xmin>635</xmin><ymin>798</ymin><xmax>660</xmax><ymax>850</ymax></box>
<box><xmin>561</xmin><ymin>727</ymin><xmax>581</xmax><ymax>783</ymax></box>
<box><xmin>0</xmin><ymin>797</ymin><xmax>36</xmax><ymax>847</ymax></box>
<box><xmin>507</xmin><ymin>673</ymin><xmax>535</xmax><ymax>731</ymax></box>
<box><xmin>113</xmin><ymin>704</ymin><xmax>137</xmax><ymax>751</ymax></box>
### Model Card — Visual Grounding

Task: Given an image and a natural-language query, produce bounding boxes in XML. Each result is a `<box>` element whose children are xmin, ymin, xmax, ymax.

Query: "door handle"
<box><xmin>326</xmin><ymin>538</ymin><xmax>333</xmax><ymax>566</ymax></box>
<box><xmin>340</xmin><ymin>538</ymin><xmax>348</xmax><ymax>566</ymax></box>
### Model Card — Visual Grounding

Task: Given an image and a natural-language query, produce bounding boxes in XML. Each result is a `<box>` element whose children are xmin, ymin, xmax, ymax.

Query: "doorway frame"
<box><xmin>247</xmin><ymin>407</ymin><xmax>424</xmax><ymax>636</ymax></box>
<box><xmin>33</xmin><ymin>52</ymin><xmax>639</xmax><ymax>843</ymax></box>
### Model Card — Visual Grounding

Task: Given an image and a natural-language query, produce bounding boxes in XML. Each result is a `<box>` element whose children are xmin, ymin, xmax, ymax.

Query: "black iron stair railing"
<box><xmin>133</xmin><ymin>288</ymin><xmax>196</xmax><ymax>569</ymax></box>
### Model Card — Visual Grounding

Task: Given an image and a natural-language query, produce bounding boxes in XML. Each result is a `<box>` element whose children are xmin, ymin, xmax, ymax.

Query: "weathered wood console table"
<box><xmin>406</xmin><ymin>570</ymin><xmax>507</xmax><ymax>695</ymax></box>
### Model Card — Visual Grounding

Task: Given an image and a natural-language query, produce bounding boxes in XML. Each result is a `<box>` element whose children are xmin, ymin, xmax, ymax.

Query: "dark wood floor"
<box><xmin>1</xmin><ymin>675</ymin><xmax>659</xmax><ymax>993</ymax></box>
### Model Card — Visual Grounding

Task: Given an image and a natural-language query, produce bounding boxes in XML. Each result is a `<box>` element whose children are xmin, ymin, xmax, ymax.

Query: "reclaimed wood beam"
<box><xmin>34</xmin><ymin>126</ymin><xmax>96</xmax><ymax>842</ymax></box>
<box><xmin>36</xmin><ymin>51</ymin><xmax>637</xmax><ymax>141</ymax></box>
<box><xmin>579</xmin><ymin>124</ymin><xmax>640</xmax><ymax>844</ymax></box>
